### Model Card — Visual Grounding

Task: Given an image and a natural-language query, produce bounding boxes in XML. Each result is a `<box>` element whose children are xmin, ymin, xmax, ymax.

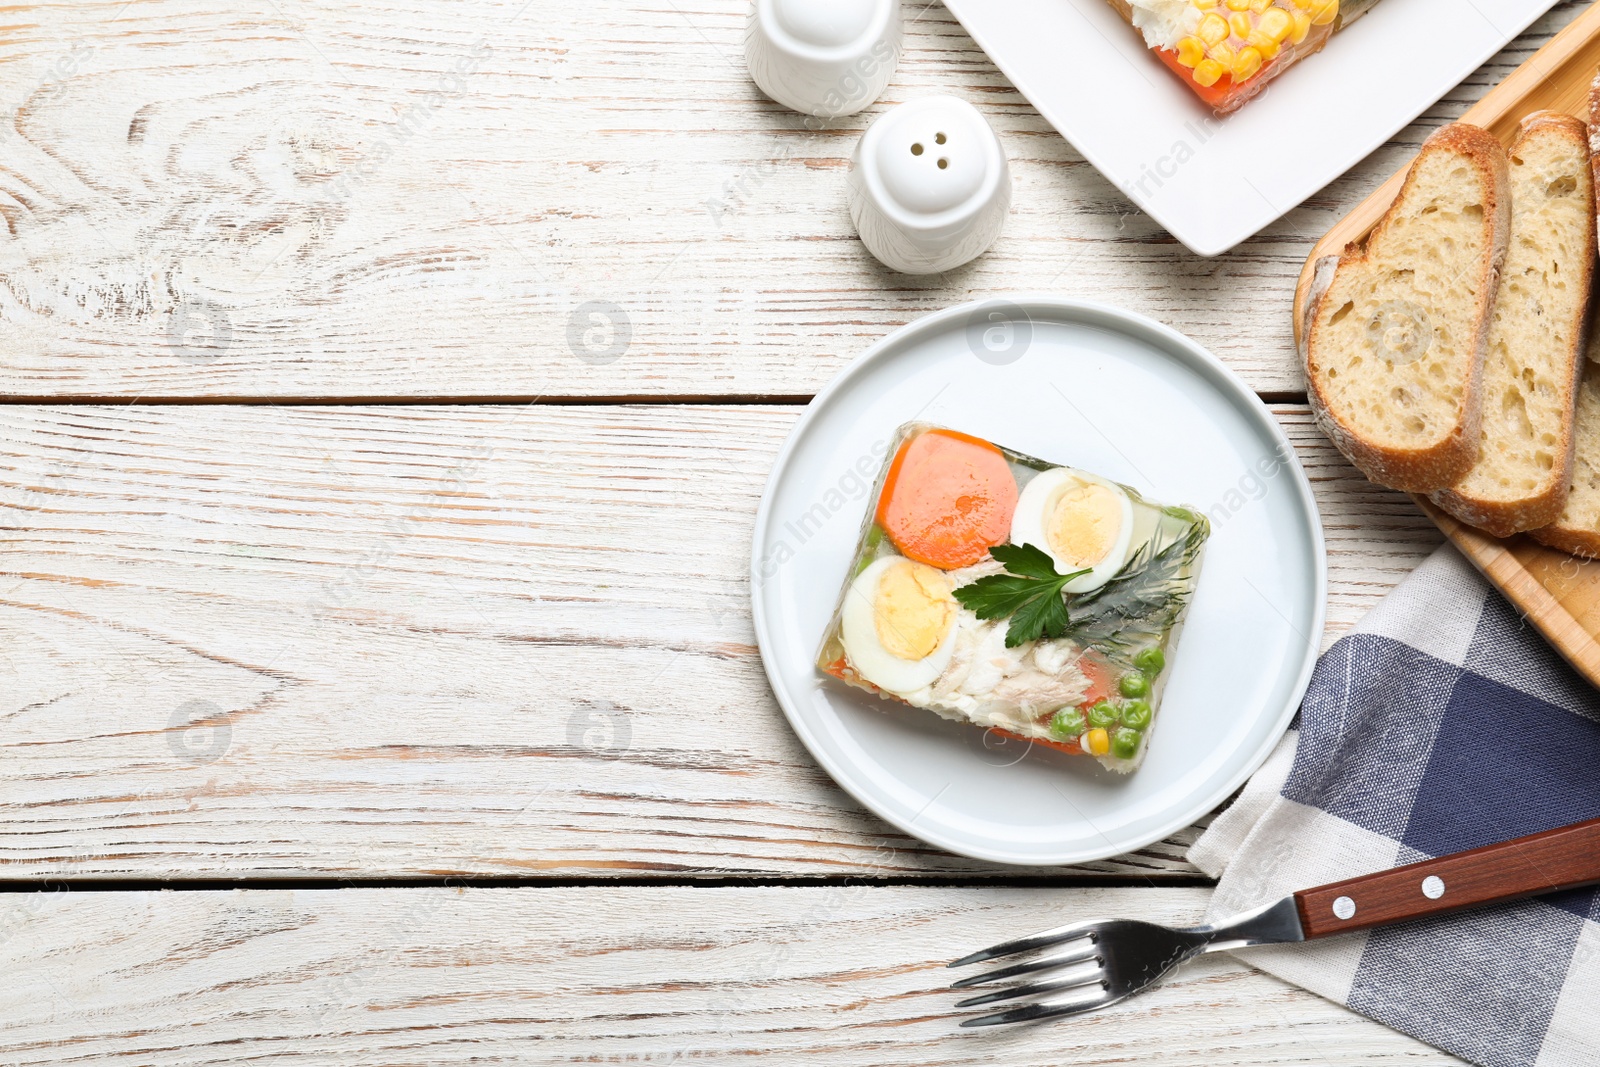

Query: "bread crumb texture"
<box><xmin>1313</xmin><ymin>147</ymin><xmax>1495</xmax><ymax>451</ymax></box>
<box><xmin>1449</xmin><ymin>122</ymin><xmax>1591</xmax><ymax>507</ymax></box>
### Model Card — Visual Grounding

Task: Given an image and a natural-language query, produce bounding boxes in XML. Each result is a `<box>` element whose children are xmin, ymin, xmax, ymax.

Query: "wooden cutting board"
<box><xmin>1293</xmin><ymin>0</ymin><xmax>1600</xmax><ymax>689</ymax></box>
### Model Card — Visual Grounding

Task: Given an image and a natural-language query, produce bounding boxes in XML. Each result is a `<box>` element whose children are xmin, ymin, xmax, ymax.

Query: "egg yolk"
<box><xmin>1047</xmin><ymin>482</ymin><xmax>1122</xmax><ymax>567</ymax></box>
<box><xmin>874</xmin><ymin>560</ymin><xmax>956</xmax><ymax>662</ymax></box>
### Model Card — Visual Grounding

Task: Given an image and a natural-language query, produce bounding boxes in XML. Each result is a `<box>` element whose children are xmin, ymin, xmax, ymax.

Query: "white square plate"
<box><xmin>943</xmin><ymin>0</ymin><xmax>1562</xmax><ymax>255</ymax></box>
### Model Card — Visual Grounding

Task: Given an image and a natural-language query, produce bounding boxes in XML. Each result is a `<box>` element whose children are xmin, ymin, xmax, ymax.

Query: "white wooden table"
<box><xmin>1</xmin><ymin>1</ymin><xmax>1584</xmax><ymax>1061</ymax></box>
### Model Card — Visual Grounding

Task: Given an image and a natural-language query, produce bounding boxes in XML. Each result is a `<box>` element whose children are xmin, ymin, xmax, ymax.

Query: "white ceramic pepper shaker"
<box><xmin>847</xmin><ymin>94</ymin><xmax>1011</xmax><ymax>275</ymax></box>
<box><xmin>745</xmin><ymin>0</ymin><xmax>901</xmax><ymax>120</ymax></box>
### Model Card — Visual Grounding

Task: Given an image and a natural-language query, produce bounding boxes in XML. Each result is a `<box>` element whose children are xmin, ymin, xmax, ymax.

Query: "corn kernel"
<box><xmin>1289</xmin><ymin>0</ymin><xmax>1311</xmax><ymax>8</ymax></box>
<box><xmin>1232</xmin><ymin>45</ymin><xmax>1264</xmax><ymax>80</ymax></box>
<box><xmin>1198</xmin><ymin>12</ymin><xmax>1230</xmax><ymax>45</ymax></box>
<box><xmin>1259</xmin><ymin>6</ymin><xmax>1293</xmax><ymax>40</ymax></box>
<box><xmin>1309</xmin><ymin>0</ymin><xmax>1338</xmax><ymax>24</ymax></box>
<box><xmin>1249</xmin><ymin>0</ymin><xmax>1271</xmax><ymax>12</ymax></box>
<box><xmin>1225</xmin><ymin>0</ymin><xmax>1251</xmax><ymax>9</ymax></box>
<box><xmin>1208</xmin><ymin>41</ymin><xmax>1236</xmax><ymax>67</ymax></box>
<box><xmin>1176</xmin><ymin>36</ymin><xmax>1206</xmax><ymax>67</ymax></box>
<box><xmin>1191</xmin><ymin>0</ymin><xmax>1218</xmax><ymax>7</ymax></box>
<box><xmin>1229</xmin><ymin>11</ymin><xmax>1252</xmax><ymax>38</ymax></box>
<box><xmin>1191</xmin><ymin>58</ymin><xmax>1225</xmax><ymax>88</ymax></box>
<box><xmin>1086</xmin><ymin>728</ymin><xmax>1111</xmax><ymax>756</ymax></box>
<box><xmin>1247</xmin><ymin>30</ymin><xmax>1280</xmax><ymax>59</ymax></box>
<box><xmin>1289</xmin><ymin>8</ymin><xmax>1312</xmax><ymax>42</ymax></box>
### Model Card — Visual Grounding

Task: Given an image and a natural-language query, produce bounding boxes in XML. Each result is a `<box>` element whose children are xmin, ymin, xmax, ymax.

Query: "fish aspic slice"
<box><xmin>1107</xmin><ymin>0</ymin><xmax>1381</xmax><ymax>115</ymax></box>
<box><xmin>816</xmin><ymin>423</ymin><xmax>1209</xmax><ymax>774</ymax></box>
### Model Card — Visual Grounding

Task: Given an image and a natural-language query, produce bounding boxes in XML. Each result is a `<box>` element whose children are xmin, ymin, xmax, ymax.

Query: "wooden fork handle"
<box><xmin>1294</xmin><ymin>816</ymin><xmax>1600</xmax><ymax>939</ymax></box>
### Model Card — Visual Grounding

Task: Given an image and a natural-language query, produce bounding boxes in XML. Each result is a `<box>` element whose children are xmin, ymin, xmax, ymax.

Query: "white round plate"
<box><xmin>750</xmin><ymin>297</ymin><xmax>1326</xmax><ymax>867</ymax></box>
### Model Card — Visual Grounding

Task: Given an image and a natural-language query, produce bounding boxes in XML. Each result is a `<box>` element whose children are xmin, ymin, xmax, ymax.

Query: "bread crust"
<box><xmin>1527</xmin><ymin>75</ymin><xmax>1600</xmax><ymax>558</ymax></box>
<box><xmin>1304</xmin><ymin>122</ymin><xmax>1511</xmax><ymax>493</ymax></box>
<box><xmin>1531</xmin><ymin>349</ymin><xmax>1600</xmax><ymax>558</ymax></box>
<box><xmin>1528</xmin><ymin>524</ymin><xmax>1600</xmax><ymax>558</ymax></box>
<box><xmin>1431</xmin><ymin>111</ymin><xmax>1596</xmax><ymax>537</ymax></box>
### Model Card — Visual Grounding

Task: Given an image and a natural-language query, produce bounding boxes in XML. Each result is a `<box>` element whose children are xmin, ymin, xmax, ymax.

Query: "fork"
<box><xmin>948</xmin><ymin>815</ymin><xmax>1600</xmax><ymax>1027</ymax></box>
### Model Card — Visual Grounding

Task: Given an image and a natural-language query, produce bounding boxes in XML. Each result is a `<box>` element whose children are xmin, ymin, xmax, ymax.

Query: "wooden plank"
<box><xmin>1420</xmin><ymin>501</ymin><xmax>1600</xmax><ymax>688</ymax></box>
<box><xmin>0</xmin><ymin>1</ymin><xmax>1585</xmax><ymax>400</ymax></box>
<box><xmin>0</xmin><ymin>404</ymin><xmax>1440</xmax><ymax>880</ymax></box>
<box><xmin>0</xmin><ymin>886</ymin><xmax>1468</xmax><ymax>1065</ymax></box>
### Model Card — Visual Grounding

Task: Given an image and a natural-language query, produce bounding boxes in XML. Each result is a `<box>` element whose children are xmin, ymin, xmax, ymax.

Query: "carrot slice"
<box><xmin>1076</xmin><ymin>652</ymin><xmax>1115</xmax><ymax>708</ymax></box>
<box><xmin>875</xmin><ymin>429</ymin><xmax>1018</xmax><ymax>570</ymax></box>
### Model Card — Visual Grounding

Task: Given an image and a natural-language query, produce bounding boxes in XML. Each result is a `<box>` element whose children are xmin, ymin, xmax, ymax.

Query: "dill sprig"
<box><xmin>1060</xmin><ymin>520</ymin><xmax>1208</xmax><ymax>651</ymax></box>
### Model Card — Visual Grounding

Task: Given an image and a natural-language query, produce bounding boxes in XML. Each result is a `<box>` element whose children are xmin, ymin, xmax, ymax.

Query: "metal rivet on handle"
<box><xmin>1332</xmin><ymin>896</ymin><xmax>1356</xmax><ymax>920</ymax></box>
<box><xmin>1421</xmin><ymin>876</ymin><xmax>1446</xmax><ymax>900</ymax></box>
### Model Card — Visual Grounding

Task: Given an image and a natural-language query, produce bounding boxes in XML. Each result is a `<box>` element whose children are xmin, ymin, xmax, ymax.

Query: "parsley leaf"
<box><xmin>988</xmin><ymin>542</ymin><xmax>1066</xmax><ymax>580</ymax></box>
<box><xmin>952</xmin><ymin>543</ymin><xmax>1091</xmax><ymax>648</ymax></box>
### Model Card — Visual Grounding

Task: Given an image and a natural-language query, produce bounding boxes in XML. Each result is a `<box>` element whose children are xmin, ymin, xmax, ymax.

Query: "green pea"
<box><xmin>1119</xmin><ymin>672</ymin><xmax>1151</xmax><ymax>699</ymax></box>
<box><xmin>1086</xmin><ymin>701</ymin><xmax>1119</xmax><ymax>729</ymax></box>
<box><xmin>1049</xmin><ymin>711</ymin><xmax>1085</xmax><ymax>740</ymax></box>
<box><xmin>1133</xmin><ymin>646</ymin><xmax>1165</xmax><ymax>676</ymax></box>
<box><xmin>1110</xmin><ymin>727</ymin><xmax>1142</xmax><ymax>760</ymax></box>
<box><xmin>854</xmin><ymin>527</ymin><xmax>888</xmax><ymax>575</ymax></box>
<box><xmin>1121</xmin><ymin>700</ymin><xmax>1152</xmax><ymax>730</ymax></box>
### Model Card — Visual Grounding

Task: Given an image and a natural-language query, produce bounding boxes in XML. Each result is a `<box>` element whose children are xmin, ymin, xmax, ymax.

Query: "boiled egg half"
<box><xmin>841</xmin><ymin>556</ymin><xmax>959</xmax><ymax>696</ymax></box>
<box><xmin>1010</xmin><ymin>468</ymin><xmax>1135</xmax><ymax>594</ymax></box>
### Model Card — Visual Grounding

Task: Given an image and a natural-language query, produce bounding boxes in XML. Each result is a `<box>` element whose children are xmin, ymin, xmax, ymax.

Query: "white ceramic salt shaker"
<box><xmin>847</xmin><ymin>94</ymin><xmax>1011</xmax><ymax>275</ymax></box>
<box><xmin>745</xmin><ymin>0</ymin><xmax>901</xmax><ymax>119</ymax></box>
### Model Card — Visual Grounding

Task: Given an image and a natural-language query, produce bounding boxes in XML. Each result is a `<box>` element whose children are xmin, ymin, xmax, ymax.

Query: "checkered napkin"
<box><xmin>1189</xmin><ymin>544</ymin><xmax>1600</xmax><ymax>1067</ymax></box>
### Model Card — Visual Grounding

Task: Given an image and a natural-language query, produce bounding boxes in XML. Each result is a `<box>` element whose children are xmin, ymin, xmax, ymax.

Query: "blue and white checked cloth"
<box><xmin>1190</xmin><ymin>544</ymin><xmax>1600</xmax><ymax>1067</ymax></box>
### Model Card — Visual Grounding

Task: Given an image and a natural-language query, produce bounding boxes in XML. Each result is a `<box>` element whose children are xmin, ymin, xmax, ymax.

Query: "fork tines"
<box><xmin>953</xmin><ymin>957</ymin><xmax>1105</xmax><ymax>1009</ymax></box>
<box><xmin>949</xmin><ymin>936</ymin><xmax>1099</xmax><ymax>990</ymax></box>
<box><xmin>956</xmin><ymin>987</ymin><xmax>1115</xmax><ymax>1028</ymax></box>
<box><xmin>948</xmin><ymin>921</ymin><xmax>1112</xmax><ymax>1028</ymax></box>
<box><xmin>946</xmin><ymin>919</ymin><xmax>1101</xmax><ymax>969</ymax></box>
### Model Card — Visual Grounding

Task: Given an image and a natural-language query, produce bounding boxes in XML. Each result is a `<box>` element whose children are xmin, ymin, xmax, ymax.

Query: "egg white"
<box><xmin>840</xmin><ymin>556</ymin><xmax>960</xmax><ymax>696</ymax></box>
<box><xmin>1010</xmin><ymin>468</ymin><xmax>1135</xmax><ymax>594</ymax></box>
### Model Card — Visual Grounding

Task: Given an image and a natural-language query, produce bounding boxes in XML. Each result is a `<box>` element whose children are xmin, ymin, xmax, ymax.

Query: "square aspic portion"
<box><xmin>816</xmin><ymin>422</ymin><xmax>1209</xmax><ymax>773</ymax></box>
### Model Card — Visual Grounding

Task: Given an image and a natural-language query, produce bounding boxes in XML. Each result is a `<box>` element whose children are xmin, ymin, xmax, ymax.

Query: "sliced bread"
<box><xmin>1305</xmin><ymin>122</ymin><xmax>1511</xmax><ymax>492</ymax></box>
<box><xmin>1431</xmin><ymin>111</ymin><xmax>1595</xmax><ymax>536</ymax></box>
<box><xmin>1531</xmin><ymin>332</ymin><xmax>1600</xmax><ymax>557</ymax></box>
